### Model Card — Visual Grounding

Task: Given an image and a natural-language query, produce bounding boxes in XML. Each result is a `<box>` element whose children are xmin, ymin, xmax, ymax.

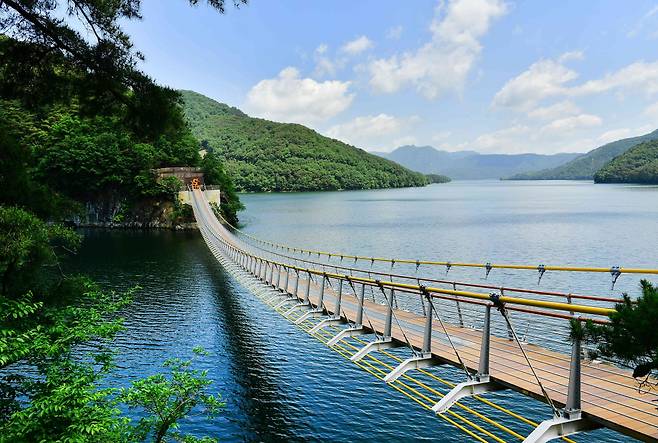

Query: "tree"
<box><xmin>202</xmin><ymin>152</ymin><xmax>244</xmax><ymax>225</ymax></box>
<box><xmin>0</xmin><ymin>207</ymin><xmax>224</xmax><ymax>441</ymax></box>
<box><xmin>0</xmin><ymin>1</ymin><xmax>246</xmax><ymax>101</ymax></box>
<box><xmin>121</xmin><ymin>348</ymin><xmax>224</xmax><ymax>443</ymax></box>
<box><xmin>575</xmin><ymin>280</ymin><xmax>658</xmax><ymax>393</ymax></box>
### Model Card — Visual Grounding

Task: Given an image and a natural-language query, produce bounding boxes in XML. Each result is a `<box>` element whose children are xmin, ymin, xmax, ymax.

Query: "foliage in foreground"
<box><xmin>122</xmin><ymin>347</ymin><xmax>224</xmax><ymax>443</ymax></box>
<box><xmin>0</xmin><ymin>206</ymin><xmax>223</xmax><ymax>442</ymax></box>
<box><xmin>573</xmin><ymin>279</ymin><xmax>658</xmax><ymax>392</ymax></box>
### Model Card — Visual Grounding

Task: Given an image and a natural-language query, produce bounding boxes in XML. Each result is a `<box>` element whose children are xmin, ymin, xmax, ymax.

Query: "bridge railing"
<box><xmin>190</xmin><ymin>188</ymin><xmax>658</xmax><ymax>442</ymax></box>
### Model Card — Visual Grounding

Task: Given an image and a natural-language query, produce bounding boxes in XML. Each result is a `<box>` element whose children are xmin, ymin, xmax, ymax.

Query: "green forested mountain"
<box><xmin>507</xmin><ymin>129</ymin><xmax>658</xmax><ymax>180</ymax></box>
<box><xmin>180</xmin><ymin>90</ymin><xmax>428</xmax><ymax>192</ymax></box>
<box><xmin>594</xmin><ymin>139</ymin><xmax>658</xmax><ymax>184</ymax></box>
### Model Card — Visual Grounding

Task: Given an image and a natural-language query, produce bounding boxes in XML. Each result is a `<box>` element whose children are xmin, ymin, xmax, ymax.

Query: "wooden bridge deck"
<box><xmin>282</xmin><ymin>271</ymin><xmax>658</xmax><ymax>441</ymax></box>
<box><xmin>193</xmin><ymin>189</ymin><xmax>658</xmax><ymax>442</ymax></box>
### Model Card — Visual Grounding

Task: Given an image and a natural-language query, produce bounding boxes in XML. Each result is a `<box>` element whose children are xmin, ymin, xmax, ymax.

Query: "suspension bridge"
<box><xmin>189</xmin><ymin>187</ymin><xmax>658</xmax><ymax>442</ymax></box>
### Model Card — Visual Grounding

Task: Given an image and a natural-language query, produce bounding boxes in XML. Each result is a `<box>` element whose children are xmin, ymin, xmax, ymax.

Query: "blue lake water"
<box><xmin>71</xmin><ymin>180</ymin><xmax>657</xmax><ymax>441</ymax></box>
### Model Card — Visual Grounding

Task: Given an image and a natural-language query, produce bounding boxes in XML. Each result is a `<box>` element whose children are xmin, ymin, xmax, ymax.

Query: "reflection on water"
<box><xmin>67</xmin><ymin>179</ymin><xmax>653</xmax><ymax>442</ymax></box>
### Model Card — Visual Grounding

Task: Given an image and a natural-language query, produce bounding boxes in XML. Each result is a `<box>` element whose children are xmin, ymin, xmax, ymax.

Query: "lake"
<box><xmin>71</xmin><ymin>180</ymin><xmax>656</xmax><ymax>442</ymax></box>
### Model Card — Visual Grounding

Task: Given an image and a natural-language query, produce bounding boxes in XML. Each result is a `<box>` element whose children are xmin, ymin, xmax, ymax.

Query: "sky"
<box><xmin>122</xmin><ymin>0</ymin><xmax>658</xmax><ymax>154</ymax></box>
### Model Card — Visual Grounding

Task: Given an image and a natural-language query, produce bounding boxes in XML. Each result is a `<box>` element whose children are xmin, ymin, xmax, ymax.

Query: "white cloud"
<box><xmin>393</xmin><ymin>135</ymin><xmax>418</xmax><ymax>147</ymax></box>
<box><xmin>645</xmin><ymin>101</ymin><xmax>658</xmax><ymax>119</ymax></box>
<box><xmin>432</xmin><ymin>131</ymin><xmax>453</xmax><ymax>142</ymax></box>
<box><xmin>573</xmin><ymin>61</ymin><xmax>658</xmax><ymax>96</ymax></box>
<box><xmin>245</xmin><ymin>67</ymin><xmax>354</xmax><ymax>126</ymax></box>
<box><xmin>342</xmin><ymin>36</ymin><xmax>373</xmax><ymax>55</ymax></box>
<box><xmin>315</xmin><ymin>44</ymin><xmax>328</xmax><ymax>55</ymax></box>
<box><xmin>528</xmin><ymin>100</ymin><xmax>581</xmax><ymax>120</ymax></box>
<box><xmin>495</xmin><ymin>56</ymin><xmax>658</xmax><ymax>111</ymax></box>
<box><xmin>369</xmin><ymin>0</ymin><xmax>508</xmax><ymax>99</ymax></box>
<box><xmin>598</xmin><ymin>128</ymin><xmax>632</xmax><ymax>144</ymax></box>
<box><xmin>325</xmin><ymin>113</ymin><xmax>418</xmax><ymax>150</ymax></box>
<box><xmin>558</xmin><ymin>51</ymin><xmax>584</xmax><ymax>63</ymax></box>
<box><xmin>628</xmin><ymin>5</ymin><xmax>658</xmax><ymax>38</ymax></box>
<box><xmin>472</xmin><ymin>125</ymin><xmax>531</xmax><ymax>152</ymax></box>
<box><xmin>493</xmin><ymin>56</ymin><xmax>579</xmax><ymax>110</ymax></box>
<box><xmin>387</xmin><ymin>25</ymin><xmax>404</xmax><ymax>39</ymax></box>
<box><xmin>540</xmin><ymin>114</ymin><xmax>602</xmax><ymax>135</ymax></box>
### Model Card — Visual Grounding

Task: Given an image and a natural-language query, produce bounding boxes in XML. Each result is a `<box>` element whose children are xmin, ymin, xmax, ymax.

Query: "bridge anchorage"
<box><xmin>189</xmin><ymin>187</ymin><xmax>658</xmax><ymax>442</ymax></box>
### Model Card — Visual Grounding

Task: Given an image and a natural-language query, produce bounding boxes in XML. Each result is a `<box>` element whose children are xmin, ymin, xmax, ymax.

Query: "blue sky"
<box><xmin>123</xmin><ymin>0</ymin><xmax>658</xmax><ymax>154</ymax></box>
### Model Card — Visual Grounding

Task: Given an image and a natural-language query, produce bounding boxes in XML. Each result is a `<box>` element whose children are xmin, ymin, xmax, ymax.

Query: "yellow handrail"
<box><xmin>210</xmin><ymin>201</ymin><xmax>658</xmax><ymax>277</ymax></box>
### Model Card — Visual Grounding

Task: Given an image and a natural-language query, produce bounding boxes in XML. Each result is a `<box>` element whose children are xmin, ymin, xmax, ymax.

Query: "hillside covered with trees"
<box><xmin>0</xmin><ymin>1</ymin><xmax>241</xmax><ymax>441</ymax></box>
<box><xmin>594</xmin><ymin>139</ymin><xmax>658</xmax><ymax>184</ymax></box>
<box><xmin>181</xmin><ymin>90</ymin><xmax>429</xmax><ymax>192</ymax></box>
<box><xmin>507</xmin><ymin>129</ymin><xmax>658</xmax><ymax>180</ymax></box>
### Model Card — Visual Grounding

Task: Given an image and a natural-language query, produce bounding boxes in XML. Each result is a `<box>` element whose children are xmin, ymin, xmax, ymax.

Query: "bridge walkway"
<box><xmin>191</xmin><ymin>188</ymin><xmax>658</xmax><ymax>442</ymax></box>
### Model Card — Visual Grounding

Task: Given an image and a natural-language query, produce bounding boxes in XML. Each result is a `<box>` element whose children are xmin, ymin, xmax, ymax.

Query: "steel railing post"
<box><xmin>355</xmin><ymin>284</ymin><xmax>365</xmax><ymax>328</ymax></box>
<box><xmin>384</xmin><ymin>288</ymin><xmax>394</xmax><ymax>339</ymax></box>
<box><xmin>318</xmin><ymin>274</ymin><xmax>326</xmax><ymax>309</ymax></box>
<box><xmin>333</xmin><ymin>279</ymin><xmax>343</xmax><ymax>317</ymax></box>
<box><xmin>293</xmin><ymin>270</ymin><xmax>300</xmax><ymax>298</ymax></box>
<box><xmin>479</xmin><ymin>304</ymin><xmax>491</xmax><ymax>376</ymax></box>
<box><xmin>283</xmin><ymin>266</ymin><xmax>290</xmax><ymax>293</ymax></box>
<box><xmin>275</xmin><ymin>264</ymin><xmax>281</xmax><ymax>289</ymax></box>
<box><xmin>304</xmin><ymin>271</ymin><xmax>312</xmax><ymax>304</ymax></box>
<box><xmin>566</xmin><ymin>335</ymin><xmax>582</xmax><ymax>413</ymax></box>
<box><xmin>422</xmin><ymin>294</ymin><xmax>433</xmax><ymax>354</ymax></box>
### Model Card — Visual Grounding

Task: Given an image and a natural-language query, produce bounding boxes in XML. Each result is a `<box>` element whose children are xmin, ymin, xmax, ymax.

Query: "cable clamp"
<box><xmin>415</xmin><ymin>260</ymin><xmax>421</xmax><ymax>271</ymax></box>
<box><xmin>610</xmin><ymin>266</ymin><xmax>621</xmax><ymax>290</ymax></box>
<box><xmin>445</xmin><ymin>261</ymin><xmax>452</xmax><ymax>275</ymax></box>
<box><xmin>391</xmin><ymin>259</ymin><xmax>395</xmax><ymax>268</ymax></box>
<box><xmin>485</xmin><ymin>262</ymin><xmax>493</xmax><ymax>279</ymax></box>
<box><xmin>537</xmin><ymin>264</ymin><xmax>546</xmax><ymax>285</ymax></box>
<box><xmin>490</xmin><ymin>292</ymin><xmax>505</xmax><ymax>313</ymax></box>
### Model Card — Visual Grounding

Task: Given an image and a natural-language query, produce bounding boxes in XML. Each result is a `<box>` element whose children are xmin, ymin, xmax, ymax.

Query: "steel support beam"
<box><xmin>384</xmin><ymin>294</ymin><xmax>438</xmax><ymax>383</ymax></box>
<box><xmin>524</xmin><ymin>336</ymin><xmax>599</xmax><ymax>442</ymax></box>
<box><xmin>327</xmin><ymin>326</ymin><xmax>366</xmax><ymax>347</ymax></box>
<box><xmin>523</xmin><ymin>413</ymin><xmax>599</xmax><ymax>443</ymax></box>
<box><xmin>383</xmin><ymin>353</ymin><xmax>437</xmax><ymax>383</ymax></box>
<box><xmin>351</xmin><ymin>337</ymin><xmax>402</xmax><ymax>362</ymax></box>
<box><xmin>283</xmin><ymin>302</ymin><xmax>310</xmax><ymax>317</ymax></box>
<box><xmin>294</xmin><ymin>308</ymin><xmax>324</xmax><ymax>325</ymax></box>
<box><xmin>309</xmin><ymin>317</ymin><xmax>345</xmax><ymax>334</ymax></box>
<box><xmin>432</xmin><ymin>304</ymin><xmax>503</xmax><ymax>413</ymax></box>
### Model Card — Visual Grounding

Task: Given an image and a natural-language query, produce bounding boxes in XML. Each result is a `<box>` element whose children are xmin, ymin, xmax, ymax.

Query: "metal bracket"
<box><xmin>431</xmin><ymin>376</ymin><xmax>503</xmax><ymax>413</ymax></box>
<box><xmin>266</xmin><ymin>292</ymin><xmax>288</xmax><ymax>304</ymax></box>
<box><xmin>294</xmin><ymin>308</ymin><xmax>324</xmax><ymax>325</ymax></box>
<box><xmin>523</xmin><ymin>411</ymin><xmax>599</xmax><ymax>443</ymax></box>
<box><xmin>308</xmin><ymin>316</ymin><xmax>345</xmax><ymax>334</ymax></box>
<box><xmin>327</xmin><ymin>326</ymin><xmax>366</xmax><ymax>347</ymax></box>
<box><xmin>282</xmin><ymin>302</ymin><xmax>310</xmax><ymax>317</ymax></box>
<box><xmin>351</xmin><ymin>337</ymin><xmax>402</xmax><ymax>362</ymax></box>
<box><xmin>273</xmin><ymin>295</ymin><xmax>295</xmax><ymax>310</ymax></box>
<box><xmin>383</xmin><ymin>353</ymin><xmax>439</xmax><ymax>383</ymax></box>
<box><xmin>485</xmin><ymin>262</ymin><xmax>493</xmax><ymax>279</ymax></box>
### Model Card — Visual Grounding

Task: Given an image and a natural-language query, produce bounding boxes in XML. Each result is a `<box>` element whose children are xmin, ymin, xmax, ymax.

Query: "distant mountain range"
<box><xmin>508</xmin><ymin>129</ymin><xmax>658</xmax><ymax>180</ymax></box>
<box><xmin>373</xmin><ymin>146</ymin><xmax>581</xmax><ymax>180</ymax></box>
